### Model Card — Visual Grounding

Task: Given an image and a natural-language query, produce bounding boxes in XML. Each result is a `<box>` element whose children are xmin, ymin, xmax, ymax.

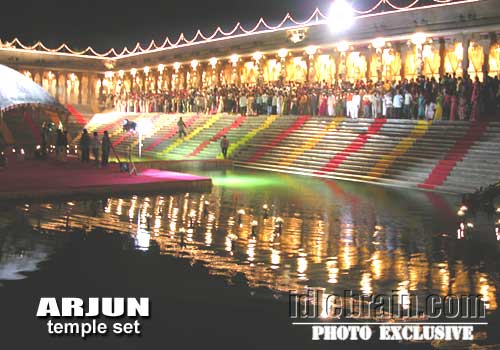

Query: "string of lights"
<box><xmin>0</xmin><ymin>0</ymin><xmax>464</xmax><ymax>58</ymax></box>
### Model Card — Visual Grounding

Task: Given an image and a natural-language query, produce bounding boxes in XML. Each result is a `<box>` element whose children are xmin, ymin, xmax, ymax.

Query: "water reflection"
<box><xmin>1</xmin><ymin>170</ymin><xmax>499</xmax><ymax>315</ymax></box>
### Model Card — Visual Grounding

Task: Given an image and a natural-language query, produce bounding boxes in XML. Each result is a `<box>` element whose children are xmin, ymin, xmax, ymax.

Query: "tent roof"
<box><xmin>0</xmin><ymin>64</ymin><xmax>67</xmax><ymax>114</ymax></box>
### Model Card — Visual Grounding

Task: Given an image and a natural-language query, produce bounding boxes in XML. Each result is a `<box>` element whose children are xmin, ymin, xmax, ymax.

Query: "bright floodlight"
<box><xmin>328</xmin><ymin>0</ymin><xmax>355</xmax><ymax>33</ymax></box>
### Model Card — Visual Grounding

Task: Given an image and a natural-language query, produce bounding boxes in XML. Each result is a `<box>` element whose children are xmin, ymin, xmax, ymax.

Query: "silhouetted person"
<box><xmin>177</xmin><ymin>117</ymin><xmax>187</xmax><ymax>138</ymax></box>
<box><xmin>79</xmin><ymin>129</ymin><xmax>90</xmax><ymax>162</ymax></box>
<box><xmin>101</xmin><ymin>131</ymin><xmax>111</xmax><ymax>166</ymax></box>
<box><xmin>91</xmin><ymin>131</ymin><xmax>100</xmax><ymax>166</ymax></box>
<box><xmin>220</xmin><ymin>135</ymin><xmax>229</xmax><ymax>159</ymax></box>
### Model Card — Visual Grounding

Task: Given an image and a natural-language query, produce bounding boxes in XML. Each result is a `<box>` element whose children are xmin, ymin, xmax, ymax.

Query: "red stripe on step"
<box><xmin>188</xmin><ymin>115</ymin><xmax>246</xmax><ymax>157</ymax></box>
<box><xmin>248</xmin><ymin>115</ymin><xmax>310</xmax><ymax>163</ymax></box>
<box><xmin>23</xmin><ymin>112</ymin><xmax>42</xmax><ymax>144</ymax></box>
<box><xmin>65</xmin><ymin>104</ymin><xmax>87</xmax><ymax>126</ymax></box>
<box><xmin>418</xmin><ymin>121</ymin><xmax>488</xmax><ymax>190</ymax></box>
<box><xmin>314</xmin><ymin>118</ymin><xmax>387</xmax><ymax>175</ymax></box>
<box><xmin>144</xmin><ymin>114</ymin><xmax>199</xmax><ymax>152</ymax></box>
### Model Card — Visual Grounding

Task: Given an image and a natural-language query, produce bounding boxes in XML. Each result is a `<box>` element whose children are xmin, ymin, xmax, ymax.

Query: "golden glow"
<box><xmin>305</xmin><ymin>45</ymin><xmax>318</xmax><ymax>56</ymax></box>
<box><xmin>411</xmin><ymin>32</ymin><xmax>427</xmax><ymax>46</ymax></box>
<box><xmin>209</xmin><ymin>57</ymin><xmax>218</xmax><ymax>68</ymax></box>
<box><xmin>252</xmin><ymin>51</ymin><xmax>263</xmax><ymax>61</ymax></box>
<box><xmin>372</xmin><ymin>37</ymin><xmax>386</xmax><ymax>50</ymax></box>
<box><xmin>118</xmin><ymin>70</ymin><xmax>124</xmax><ymax>78</ymax></box>
<box><xmin>143</xmin><ymin>66</ymin><xmax>150</xmax><ymax>74</ymax></box>
<box><xmin>336</xmin><ymin>41</ymin><xmax>349</xmax><ymax>53</ymax></box>
<box><xmin>157</xmin><ymin>64</ymin><xmax>165</xmax><ymax>73</ymax></box>
<box><xmin>190</xmin><ymin>59</ymin><xmax>199</xmax><ymax>69</ymax></box>
<box><xmin>230</xmin><ymin>54</ymin><xmax>239</xmax><ymax>65</ymax></box>
<box><xmin>277</xmin><ymin>48</ymin><xmax>289</xmax><ymax>59</ymax></box>
<box><xmin>130</xmin><ymin>68</ymin><xmax>137</xmax><ymax>77</ymax></box>
<box><xmin>173</xmin><ymin>62</ymin><xmax>181</xmax><ymax>71</ymax></box>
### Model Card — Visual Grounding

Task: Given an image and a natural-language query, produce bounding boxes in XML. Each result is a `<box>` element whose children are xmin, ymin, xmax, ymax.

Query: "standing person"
<box><xmin>56</xmin><ymin>129</ymin><xmax>64</xmax><ymax>161</ymax></box>
<box><xmin>79</xmin><ymin>129</ymin><xmax>90</xmax><ymax>163</ymax></box>
<box><xmin>417</xmin><ymin>93</ymin><xmax>426</xmax><ymax>119</ymax></box>
<box><xmin>220</xmin><ymin>135</ymin><xmax>229</xmax><ymax>159</ymax></box>
<box><xmin>393</xmin><ymin>90</ymin><xmax>403</xmax><ymax>119</ymax></box>
<box><xmin>351</xmin><ymin>90</ymin><xmax>361</xmax><ymax>119</ymax></box>
<box><xmin>177</xmin><ymin>117</ymin><xmax>187</xmax><ymax>138</ymax></box>
<box><xmin>101</xmin><ymin>131</ymin><xmax>111</xmax><ymax>166</ymax></box>
<box><xmin>91</xmin><ymin>132</ymin><xmax>100</xmax><ymax>166</ymax></box>
<box><xmin>61</xmin><ymin>131</ymin><xmax>68</xmax><ymax>162</ymax></box>
<box><xmin>403</xmin><ymin>90</ymin><xmax>412</xmax><ymax>119</ymax></box>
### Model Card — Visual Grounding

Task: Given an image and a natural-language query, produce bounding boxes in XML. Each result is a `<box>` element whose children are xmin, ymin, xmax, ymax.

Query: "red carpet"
<box><xmin>315</xmin><ymin>118</ymin><xmax>387</xmax><ymax>175</ymax></box>
<box><xmin>144</xmin><ymin>114</ymin><xmax>199</xmax><ymax>152</ymax></box>
<box><xmin>23</xmin><ymin>112</ymin><xmax>42</xmax><ymax>144</ymax></box>
<box><xmin>0</xmin><ymin>158</ymin><xmax>210</xmax><ymax>200</ymax></box>
<box><xmin>248</xmin><ymin>115</ymin><xmax>310</xmax><ymax>163</ymax></box>
<box><xmin>188</xmin><ymin>115</ymin><xmax>246</xmax><ymax>157</ymax></box>
<box><xmin>418</xmin><ymin>121</ymin><xmax>488</xmax><ymax>190</ymax></box>
<box><xmin>65</xmin><ymin>104</ymin><xmax>88</xmax><ymax>126</ymax></box>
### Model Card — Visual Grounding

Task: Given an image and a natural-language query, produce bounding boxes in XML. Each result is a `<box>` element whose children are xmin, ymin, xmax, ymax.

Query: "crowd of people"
<box><xmin>78</xmin><ymin>129</ymin><xmax>111</xmax><ymax>166</ymax></box>
<box><xmin>109</xmin><ymin>73</ymin><xmax>500</xmax><ymax>121</ymax></box>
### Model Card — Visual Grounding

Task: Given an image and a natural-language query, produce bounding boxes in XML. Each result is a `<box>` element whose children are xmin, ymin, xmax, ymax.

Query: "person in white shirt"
<box><xmin>383</xmin><ymin>92</ymin><xmax>393</xmax><ymax>118</ymax></box>
<box><xmin>425</xmin><ymin>101</ymin><xmax>436</xmax><ymax>120</ymax></box>
<box><xmin>327</xmin><ymin>92</ymin><xmax>336</xmax><ymax>117</ymax></box>
<box><xmin>393</xmin><ymin>90</ymin><xmax>403</xmax><ymax>119</ymax></box>
<box><xmin>351</xmin><ymin>90</ymin><xmax>361</xmax><ymax>119</ymax></box>
<box><xmin>403</xmin><ymin>90</ymin><xmax>412</xmax><ymax>119</ymax></box>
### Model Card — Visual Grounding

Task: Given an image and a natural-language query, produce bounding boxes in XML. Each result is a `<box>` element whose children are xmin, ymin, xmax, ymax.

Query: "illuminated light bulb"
<box><xmin>460</xmin><ymin>205</ymin><xmax>468</xmax><ymax>212</ymax></box>
<box><xmin>305</xmin><ymin>45</ymin><xmax>318</xmax><ymax>56</ymax></box>
<box><xmin>12</xmin><ymin>148</ymin><xmax>16</xmax><ymax>153</ymax></box>
<box><xmin>262</xmin><ymin>204</ymin><xmax>268</xmax><ymax>210</ymax></box>
<box><xmin>252</xmin><ymin>51</ymin><xmax>263</xmax><ymax>61</ymax></box>
<box><xmin>20</xmin><ymin>148</ymin><xmax>24</xmax><ymax>155</ymax></box>
<box><xmin>209</xmin><ymin>57</ymin><xmax>218</xmax><ymax>68</ymax></box>
<box><xmin>336</xmin><ymin>41</ymin><xmax>350</xmax><ymax>53</ymax></box>
<box><xmin>237</xmin><ymin>209</ymin><xmax>246</xmax><ymax>216</ymax></box>
<box><xmin>230</xmin><ymin>54</ymin><xmax>239</xmax><ymax>65</ymax></box>
<box><xmin>457</xmin><ymin>210</ymin><xmax>464</xmax><ymax>216</ymax></box>
<box><xmin>278</xmin><ymin>48</ymin><xmax>288</xmax><ymax>59</ymax></box>
<box><xmin>104</xmin><ymin>71</ymin><xmax>114</xmax><ymax>79</ymax></box>
<box><xmin>411</xmin><ymin>32</ymin><xmax>427</xmax><ymax>46</ymax></box>
<box><xmin>130</xmin><ymin>68</ymin><xmax>137</xmax><ymax>77</ymax></box>
<box><xmin>327</xmin><ymin>0</ymin><xmax>355</xmax><ymax>33</ymax></box>
<box><xmin>467</xmin><ymin>222</ymin><xmax>474</xmax><ymax>228</ymax></box>
<box><xmin>173</xmin><ymin>62</ymin><xmax>181</xmax><ymax>71</ymax></box>
<box><xmin>372</xmin><ymin>37</ymin><xmax>386</xmax><ymax>50</ymax></box>
<box><xmin>190</xmin><ymin>59</ymin><xmax>199</xmax><ymax>69</ymax></box>
<box><xmin>157</xmin><ymin>64</ymin><xmax>165</xmax><ymax>73</ymax></box>
<box><xmin>36</xmin><ymin>145</ymin><xmax>41</xmax><ymax>150</ymax></box>
<box><xmin>143</xmin><ymin>66</ymin><xmax>150</xmax><ymax>74</ymax></box>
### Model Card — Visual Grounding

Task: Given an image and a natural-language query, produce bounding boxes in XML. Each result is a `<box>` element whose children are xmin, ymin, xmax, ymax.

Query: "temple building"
<box><xmin>0</xmin><ymin>0</ymin><xmax>500</xmax><ymax>109</ymax></box>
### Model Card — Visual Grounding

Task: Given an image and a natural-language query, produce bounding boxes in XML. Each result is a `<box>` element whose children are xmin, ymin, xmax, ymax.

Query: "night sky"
<box><xmin>0</xmin><ymin>0</ymin><xmax>390</xmax><ymax>52</ymax></box>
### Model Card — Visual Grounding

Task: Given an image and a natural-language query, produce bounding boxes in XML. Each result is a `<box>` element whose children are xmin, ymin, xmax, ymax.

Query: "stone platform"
<box><xmin>0</xmin><ymin>159</ymin><xmax>212</xmax><ymax>201</ymax></box>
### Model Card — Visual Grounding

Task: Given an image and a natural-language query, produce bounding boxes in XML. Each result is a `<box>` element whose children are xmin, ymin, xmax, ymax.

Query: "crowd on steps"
<box><xmin>109</xmin><ymin>73</ymin><xmax>500</xmax><ymax>121</ymax></box>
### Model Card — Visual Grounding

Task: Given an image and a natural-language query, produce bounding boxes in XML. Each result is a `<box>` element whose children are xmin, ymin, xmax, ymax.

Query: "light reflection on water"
<box><xmin>1</xmin><ymin>169</ymin><xmax>499</xmax><ymax>313</ymax></box>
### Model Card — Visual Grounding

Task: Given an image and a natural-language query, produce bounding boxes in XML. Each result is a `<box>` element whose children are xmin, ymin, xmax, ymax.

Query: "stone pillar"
<box><xmin>461</xmin><ymin>34</ymin><xmax>471</xmax><ymax>77</ymax></box>
<box><xmin>77</xmin><ymin>73</ymin><xmax>83</xmax><ymax>105</ymax></box>
<box><xmin>55</xmin><ymin>72</ymin><xmax>60</xmax><ymax>102</ymax></box>
<box><xmin>366</xmin><ymin>48</ymin><xmax>372</xmax><ymax>82</ymax></box>
<box><xmin>400</xmin><ymin>46</ymin><xmax>407</xmax><ymax>80</ymax></box>
<box><xmin>87</xmin><ymin>73</ymin><xmax>92</xmax><ymax>105</ymax></box>
<box><xmin>439</xmin><ymin>38</ymin><xmax>446</xmax><ymax>78</ymax></box>
<box><xmin>480</xmin><ymin>35</ymin><xmax>494</xmax><ymax>80</ymax></box>
<box><xmin>98</xmin><ymin>74</ymin><xmax>104</xmax><ymax>102</ymax></box>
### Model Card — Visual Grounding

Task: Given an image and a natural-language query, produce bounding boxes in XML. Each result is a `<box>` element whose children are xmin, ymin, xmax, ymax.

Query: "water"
<box><xmin>0</xmin><ymin>169</ymin><xmax>499</xmax><ymax>347</ymax></box>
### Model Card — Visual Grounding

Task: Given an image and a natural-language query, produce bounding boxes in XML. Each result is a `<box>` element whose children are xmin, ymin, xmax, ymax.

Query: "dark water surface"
<box><xmin>0</xmin><ymin>169</ymin><xmax>499</xmax><ymax>349</ymax></box>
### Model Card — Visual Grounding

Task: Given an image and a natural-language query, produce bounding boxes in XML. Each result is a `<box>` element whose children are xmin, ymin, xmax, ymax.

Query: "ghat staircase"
<box><xmin>18</xmin><ymin>110</ymin><xmax>498</xmax><ymax>194</ymax></box>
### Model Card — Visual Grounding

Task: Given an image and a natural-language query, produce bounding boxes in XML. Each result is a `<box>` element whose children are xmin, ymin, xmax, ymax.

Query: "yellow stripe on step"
<box><xmin>279</xmin><ymin>117</ymin><xmax>344</xmax><ymax>168</ymax></box>
<box><xmin>223</xmin><ymin>114</ymin><xmax>279</xmax><ymax>159</ymax></box>
<box><xmin>367</xmin><ymin>120</ymin><xmax>431</xmax><ymax>178</ymax></box>
<box><xmin>161</xmin><ymin>114</ymin><xmax>221</xmax><ymax>156</ymax></box>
